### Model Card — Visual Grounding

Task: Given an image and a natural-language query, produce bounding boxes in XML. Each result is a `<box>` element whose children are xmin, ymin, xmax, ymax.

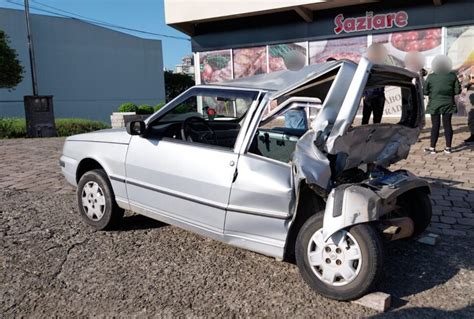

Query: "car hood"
<box><xmin>66</xmin><ymin>128</ymin><xmax>132</xmax><ymax>144</ymax></box>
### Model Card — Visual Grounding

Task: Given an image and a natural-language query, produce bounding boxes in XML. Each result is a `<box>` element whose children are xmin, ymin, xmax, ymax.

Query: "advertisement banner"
<box><xmin>233</xmin><ymin>47</ymin><xmax>267</xmax><ymax>79</ymax></box>
<box><xmin>372</xmin><ymin>28</ymin><xmax>442</xmax><ymax>117</ymax></box>
<box><xmin>372</xmin><ymin>28</ymin><xmax>442</xmax><ymax>69</ymax></box>
<box><xmin>197</xmin><ymin>24</ymin><xmax>474</xmax><ymax>119</ymax></box>
<box><xmin>309</xmin><ymin>36</ymin><xmax>367</xmax><ymax>64</ymax></box>
<box><xmin>268</xmin><ymin>42</ymin><xmax>307</xmax><ymax>72</ymax></box>
<box><xmin>199</xmin><ymin>50</ymin><xmax>232</xmax><ymax>84</ymax></box>
<box><xmin>447</xmin><ymin>25</ymin><xmax>474</xmax><ymax>116</ymax></box>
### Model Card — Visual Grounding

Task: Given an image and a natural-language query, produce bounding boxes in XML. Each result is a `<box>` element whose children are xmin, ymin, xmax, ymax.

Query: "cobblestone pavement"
<box><xmin>391</xmin><ymin>119</ymin><xmax>474</xmax><ymax>237</ymax></box>
<box><xmin>1</xmin><ymin>120</ymin><xmax>473</xmax><ymax>317</ymax></box>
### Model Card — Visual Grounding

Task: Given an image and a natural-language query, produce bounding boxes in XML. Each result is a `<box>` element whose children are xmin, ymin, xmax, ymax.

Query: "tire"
<box><xmin>295</xmin><ymin>213</ymin><xmax>383</xmax><ymax>301</ymax></box>
<box><xmin>77</xmin><ymin>169</ymin><xmax>124</xmax><ymax>230</ymax></box>
<box><xmin>398</xmin><ymin>189</ymin><xmax>432</xmax><ymax>237</ymax></box>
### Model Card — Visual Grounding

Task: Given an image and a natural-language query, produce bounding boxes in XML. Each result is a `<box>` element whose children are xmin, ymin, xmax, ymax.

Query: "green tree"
<box><xmin>164</xmin><ymin>71</ymin><xmax>194</xmax><ymax>102</ymax></box>
<box><xmin>0</xmin><ymin>30</ymin><xmax>24</xmax><ymax>89</ymax></box>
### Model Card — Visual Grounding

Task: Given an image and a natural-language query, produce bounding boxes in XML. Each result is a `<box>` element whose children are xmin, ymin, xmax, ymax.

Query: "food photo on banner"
<box><xmin>268</xmin><ymin>42</ymin><xmax>307</xmax><ymax>72</ymax></box>
<box><xmin>309</xmin><ymin>36</ymin><xmax>367</xmax><ymax>63</ymax></box>
<box><xmin>372</xmin><ymin>28</ymin><xmax>442</xmax><ymax>68</ymax></box>
<box><xmin>199</xmin><ymin>49</ymin><xmax>232</xmax><ymax>84</ymax></box>
<box><xmin>233</xmin><ymin>47</ymin><xmax>267</xmax><ymax>79</ymax></box>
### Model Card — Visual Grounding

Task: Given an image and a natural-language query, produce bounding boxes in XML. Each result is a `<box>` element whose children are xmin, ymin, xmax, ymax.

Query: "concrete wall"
<box><xmin>164</xmin><ymin>0</ymin><xmax>317</xmax><ymax>24</ymax></box>
<box><xmin>164</xmin><ymin>0</ymin><xmax>368</xmax><ymax>25</ymax></box>
<box><xmin>0</xmin><ymin>8</ymin><xmax>165</xmax><ymax>122</ymax></box>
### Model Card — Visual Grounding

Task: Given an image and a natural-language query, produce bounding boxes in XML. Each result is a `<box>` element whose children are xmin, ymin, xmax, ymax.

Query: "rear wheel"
<box><xmin>77</xmin><ymin>169</ymin><xmax>124</xmax><ymax>230</ymax></box>
<box><xmin>296</xmin><ymin>213</ymin><xmax>383</xmax><ymax>301</ymax></box>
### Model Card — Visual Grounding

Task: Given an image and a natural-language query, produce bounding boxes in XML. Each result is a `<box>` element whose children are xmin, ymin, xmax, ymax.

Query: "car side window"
<box><xmin>149</xmin><ymin>89</ymin><xmax>258</xmax><ymax>150</ymax></box>
<box><xmin>249</xmin><ymin>101</ymin><xmax>321</xmax><ymax>163</ymax></box>
<box><xmin>159</xmin><ymin>95</ymin><xmax>253</xmax><ymax>123</ymax></box>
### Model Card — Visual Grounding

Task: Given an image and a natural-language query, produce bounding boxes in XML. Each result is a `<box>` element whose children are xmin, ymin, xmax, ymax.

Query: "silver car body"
<box><xmin>61</xmin><ymin>59</ymin><xmax>428</xmax><ymax>259</ymax></box>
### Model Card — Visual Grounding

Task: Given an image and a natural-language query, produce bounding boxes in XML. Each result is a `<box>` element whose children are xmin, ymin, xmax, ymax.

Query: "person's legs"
<box><xmin>442</xmin><ymin>113</ymin><xmax>453</xmax><ymax>148</ymax></box>
<box><xmin>466</xmin><ymin>93</ymin><xmax>474</xmax><ymax>142</ymax></box>
<box><xmin>362</xmin><ymin>99</ymin><xmax>372</xmax><ymax>125</ymax></box>
<box><xmin>430</xmin><ymin>114</ymin><xmax>441</xmax><ymax>148</ymax></box>
<box><xmin>372</xmin><ymin>96</ymin><xmax>386</xmax><ymax>124</ymax></box>
<box><xmin>467</xmin><ymin>108</ymin><xmax>474</xmax><ymax>142</ymax></box>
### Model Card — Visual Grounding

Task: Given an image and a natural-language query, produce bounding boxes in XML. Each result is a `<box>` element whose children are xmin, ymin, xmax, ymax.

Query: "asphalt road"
<box><xmin>1</xmin><ymin>188</ymin><xmax>473</xmax><ymax>318</ymax></box>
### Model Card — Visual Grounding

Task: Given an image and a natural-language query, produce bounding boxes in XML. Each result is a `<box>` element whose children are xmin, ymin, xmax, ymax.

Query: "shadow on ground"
<box><xmin>114</xmin><ymin>214</ymin><xmax>167</xmax><ymax>231</ymax></box>
<box><xmin>380</xmin><ymin>235</ymin><xmax>472</xmax><ymax>295</ymax></box>
<box><xmin>373</xmin><ymin>176</ymin><xmax>473</xmax><ymax>314</ymax></box>
<box><xmin>371</xmin><ymin>303</ymin><xmax>474</xmax><ymax>318</ymax></box>
<box><xmin>96</xmin><ymin>177</ymin><xmax>473</xmax><ymax>316</ymax></box>
<box><xmin>420</xmin><ymin>123</ymin><xmax>470</xmax><ymax>141</ymax></box>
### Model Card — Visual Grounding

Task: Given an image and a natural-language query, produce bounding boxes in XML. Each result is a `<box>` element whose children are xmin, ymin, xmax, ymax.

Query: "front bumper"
<box><xmin>60</xmin><ymin>155</ymin><xmax>78</xmax><ymax>187</ymax></box>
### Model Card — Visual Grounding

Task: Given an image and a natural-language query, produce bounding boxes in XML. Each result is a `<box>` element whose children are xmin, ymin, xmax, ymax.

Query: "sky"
<box><xmin>0</xmin><ymin>0</ymin><xmax>192</xmax><ymax>70</ymax></box>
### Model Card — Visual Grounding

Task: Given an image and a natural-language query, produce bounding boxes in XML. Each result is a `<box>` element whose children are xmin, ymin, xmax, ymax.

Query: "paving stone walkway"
<box><xmin>1</xmin><ymin>123</ymin><xmax>473</xmax><ymax>317</ymax></box>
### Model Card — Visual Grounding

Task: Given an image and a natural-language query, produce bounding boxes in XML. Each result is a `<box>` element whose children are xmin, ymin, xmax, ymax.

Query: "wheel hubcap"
<box><xmin>307</xmin><ymin>229</ymin><xmax>362</xmax><ymax>286</ymax></box>
<box><xmin>81</xmin><ymin>181</ymin><xmax>106</xmax><ymax>221</ymax></box>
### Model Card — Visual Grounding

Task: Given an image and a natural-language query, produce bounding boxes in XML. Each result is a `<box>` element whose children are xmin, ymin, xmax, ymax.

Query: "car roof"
<box><xmin>208</xmin><ymin>60</ymin><xmax>355</xmax><ymax>97</ymax></box>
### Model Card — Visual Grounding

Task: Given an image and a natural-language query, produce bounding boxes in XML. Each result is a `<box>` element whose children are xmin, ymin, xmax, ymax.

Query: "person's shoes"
<box><xmin>424</xmin><ymin>147</ymin><xmax>436</xmax><ymax>154</ymax></box>
<box><xmin>465</xmin><ymin>135</ymin><xmax>474</xmax><ymax>144</ymax></box>
<box><xmin>444</xmin><ymin>147</ymin><xmax>452</xmax><ymax>154</ymax></box>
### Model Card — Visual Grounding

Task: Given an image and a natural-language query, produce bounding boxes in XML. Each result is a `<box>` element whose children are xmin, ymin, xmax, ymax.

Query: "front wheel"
<box><xmin>295</xmin><ymin>214</ymin><xmax>383</xmax><ymax>301</ymax></box>
<box><xmin>77</xmin><ymin>169</ymin><xmax>124</xmax><ymax>230</ymax></box>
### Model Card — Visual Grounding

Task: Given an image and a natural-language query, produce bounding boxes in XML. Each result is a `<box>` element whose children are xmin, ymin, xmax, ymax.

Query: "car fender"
<box><xmin>322</xmin><ymin>174</ymin><xmax>430</xmax><ymax>241</ymax></box>
<box><xmin>62</xmin><ymin>137</ymin><xmax>129</xmax><ymax>202</ymax></box>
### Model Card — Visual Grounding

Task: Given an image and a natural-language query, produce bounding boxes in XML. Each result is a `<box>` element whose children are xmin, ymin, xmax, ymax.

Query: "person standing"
<box><xmin>464</xmin><ymin>70</ymin><xmax>474</xmax><ymax>144</ymax></box>
<box><xmin>400</xmin><ymin>51</ymin><xmax>427</xmax><ymax>125</ymax></box>
<box><xmin>424</xmin><ymin>55</ymin><xmax>462</xmax><ymax>154</ymax></box>
<box><xmin>465</xmin><ymin>92</ymin><xmax>474</xmax><ymax>144</ymax></box>
<box><xmin>362</xmin><ymin>43</ymin><xmax>388</xmax><ymax>124</ymax></box>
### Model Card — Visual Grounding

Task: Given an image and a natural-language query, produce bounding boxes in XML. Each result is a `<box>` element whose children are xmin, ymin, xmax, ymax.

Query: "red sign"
<box><xmin>334</xmin><ymin>11</ymin><xmax>408</xmax><ymax>35</ymax></box>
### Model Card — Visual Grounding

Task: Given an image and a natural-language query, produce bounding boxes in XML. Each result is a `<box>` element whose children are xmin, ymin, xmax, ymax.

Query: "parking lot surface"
<box><xmin>1</xmin><ymin>121</ymin><xmax>473</xmax><ymax>317</ymax></box>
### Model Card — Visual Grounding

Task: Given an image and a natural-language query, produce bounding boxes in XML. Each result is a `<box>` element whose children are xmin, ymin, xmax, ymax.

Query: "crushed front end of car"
<box><xmin>291</xmin><ymin>58</ymin><xmax>431</xmax><ymax>240</ymax></box>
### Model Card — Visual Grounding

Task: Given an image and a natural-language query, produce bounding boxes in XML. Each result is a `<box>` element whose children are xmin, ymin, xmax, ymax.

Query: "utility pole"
<box><xmin>24</xmin><ymin>0</ymin><xmax>38</xmax><ymax>96</ymax></box>
<box><xmin>22</xmin><ymin>0</ymin><xmax>56</xmax><ymax>137</ymax></box>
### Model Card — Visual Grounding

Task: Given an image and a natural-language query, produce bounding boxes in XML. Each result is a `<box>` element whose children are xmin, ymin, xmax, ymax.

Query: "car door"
<box><xmin>224</xmin><ymin>98</ymin><xmax>295</xmax><ymax>253</ymax></box>
<box><xmin>124</xmin><ymin>87</ymin><xmax>260</xmax><ymax>236</ymax></box>
<box><xmin>125</xmin><ymin>136</ymin><xmax>238</xmax><ymax>235</ymax></box>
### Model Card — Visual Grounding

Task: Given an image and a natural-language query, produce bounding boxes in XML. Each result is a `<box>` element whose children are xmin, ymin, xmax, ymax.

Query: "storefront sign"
<box><xmin>334</xmin><ymin>11</ymin><xmax>408</xmax><ymax>35</ymax></box>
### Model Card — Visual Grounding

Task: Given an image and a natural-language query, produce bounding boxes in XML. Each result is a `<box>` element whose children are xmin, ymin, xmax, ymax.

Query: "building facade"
<box><xmin>0</xmin><ymin>8</ymin><xmax>165</xmax><ymax>122</ymax></box>
<box><xmin>165</xmin><ymin>0</ymin><xmax>474</xmax><ymax>117</ymax></box>
<box><xmin>174</xmin><ymin>55</ymin><xmax>195</xmax><ymax>78</ymax></box>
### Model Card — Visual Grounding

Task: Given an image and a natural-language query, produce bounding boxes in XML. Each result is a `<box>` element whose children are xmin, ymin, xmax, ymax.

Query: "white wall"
<box><xmin>163</xmin><ymin>0</ymin><xmax>371</xmax><ymax>25</ymax></box>
<box><xmin>0</xmin><ymin>8</ymin><xmax>165</xmax><ymax>122</ymax></box>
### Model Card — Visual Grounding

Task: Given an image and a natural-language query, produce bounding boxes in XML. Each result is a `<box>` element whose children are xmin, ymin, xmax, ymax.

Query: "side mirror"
<box><xmin>126</xmin><ymin>120</ymin><xmax>146</xmax><ymax>136</ymax></box>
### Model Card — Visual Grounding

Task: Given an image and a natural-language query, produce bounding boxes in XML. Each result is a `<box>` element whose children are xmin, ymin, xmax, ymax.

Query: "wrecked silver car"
<box><xmin>60</xmin><ymin>58</ymin><xmax>432</xmax><ymax>301</ymax></box>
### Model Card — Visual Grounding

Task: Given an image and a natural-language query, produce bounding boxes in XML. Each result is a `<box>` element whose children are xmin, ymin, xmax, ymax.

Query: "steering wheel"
<box><xmin>181</xmin><ymin>116</ymin><xmax>217</xmax><ymax>145</ymax></box>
